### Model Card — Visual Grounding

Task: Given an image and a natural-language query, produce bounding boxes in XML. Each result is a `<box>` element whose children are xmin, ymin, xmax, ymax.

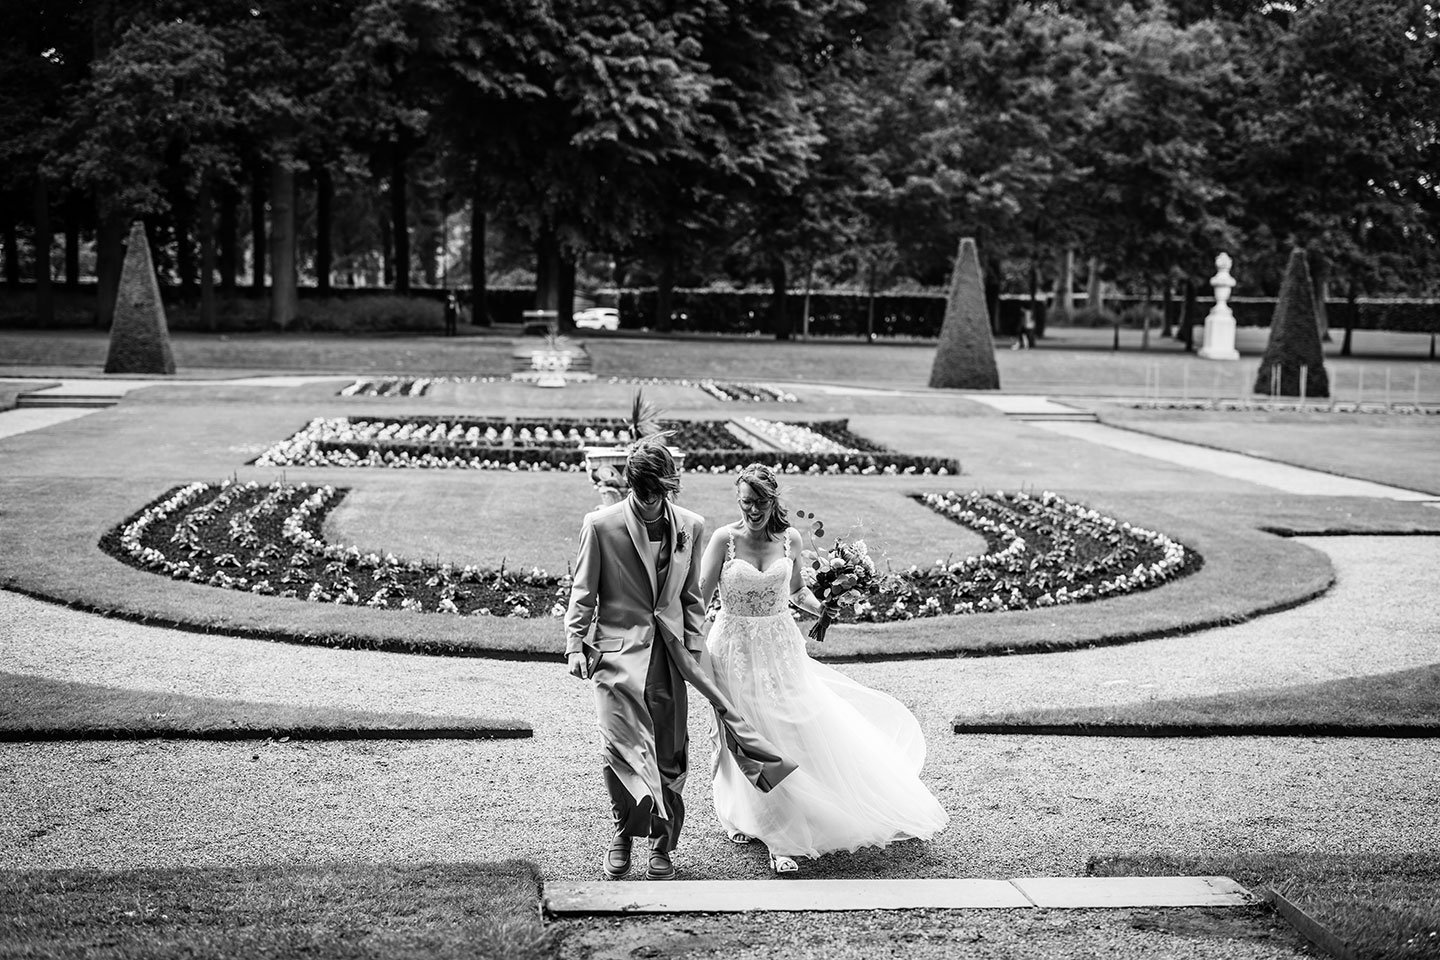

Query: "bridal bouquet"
<box><xmin>801</xmin><ymin>534</ymin><xmax>883</xmax><ymax>643</ymax></box>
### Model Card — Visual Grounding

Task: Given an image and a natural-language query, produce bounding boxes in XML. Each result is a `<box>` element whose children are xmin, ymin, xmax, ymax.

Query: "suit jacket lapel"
<box><xmin>622</xmin><ymin>498</ymin><xmax>657</xmax><ymax>602</ymax></box>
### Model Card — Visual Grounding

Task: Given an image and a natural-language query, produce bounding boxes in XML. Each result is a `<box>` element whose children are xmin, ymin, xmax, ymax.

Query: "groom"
<box><xmin>566</xmin><ymin>435</ymin><xmax>794</xmax><ymax>881</ymax></box>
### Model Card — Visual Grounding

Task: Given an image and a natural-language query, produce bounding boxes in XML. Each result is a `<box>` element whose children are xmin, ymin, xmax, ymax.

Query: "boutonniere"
<box><xmin>675</xmin><ymin>528</ymin><xmax>688</xmax><ymax>553</ymax></box>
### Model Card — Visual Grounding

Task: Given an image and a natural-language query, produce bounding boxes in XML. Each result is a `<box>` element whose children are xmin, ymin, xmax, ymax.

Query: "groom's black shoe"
<box><xmin>604</xmin><ymin>834</ymin><xmax>631</xmax><ymax>879</ymax></box>
<box><xmin>646</xmin><ymin>842</ymin><xmax>676</xmax><ymax>881</ymax></box>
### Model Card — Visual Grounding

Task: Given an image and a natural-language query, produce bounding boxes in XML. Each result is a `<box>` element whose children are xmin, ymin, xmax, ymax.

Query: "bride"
<box><xmin>697</xmin><ymin>463</ymin><xmax>948</xmax><ymax>874</ymax></box>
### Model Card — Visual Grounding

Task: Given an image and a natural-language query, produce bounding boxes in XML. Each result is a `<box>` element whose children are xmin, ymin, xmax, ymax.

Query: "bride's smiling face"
<box><xmin>736</xmin><ymin>481</ymin><xmax>771</xmax><ymax>534</ymax></box>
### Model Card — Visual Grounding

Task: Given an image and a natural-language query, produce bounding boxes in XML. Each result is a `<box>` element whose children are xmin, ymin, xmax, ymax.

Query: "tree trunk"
<box><xmin>249</xmin><ymin>165</ymin><xmax>266</xmax><ymax>290</ymax></box>
<box><xmin>3</xmin><ymin>219</ymin><xmax>18</xmax><ymax>286</ymax></box>
<box><xmin>198</xmin><ymin>175</ymin><xmax>217</xmax><ymax>331</ymax></box>
<box><xmin>769</xmin><ymin>256</ymin><xmax>789</xmax><ymax>340</ymax></box>
<box><xmin>380</xmin><ymin>212</ymin><xmax>393</xmax><ymax>286</ymax></box>
<box><xmin>173</xmin><ymin>185</ymin><xmax>196</xmax><ymax>298</ymax></box>
<box><xmin>33</xmin><ymin>177</ymin><xmax>54</xmax><ymax>326</ymax></box>
<box><xmin>469</xmin><ymin>200</ymin><xmax>487</xmax><ymax>324</ymax></box>
<box><xmin>268</xmin><ymin>159</ymin><xmax>298</xmax><ymax>330</ymax></box>
<box><xmin>95</xmin><ymin>213</ymin><xmax>126</xmax><ymax>327</ymax></box>
<box><xmin>1053</xmin><ymin>248</ymin><xmax>1075</xmax><ymax>320</ymax></box>
<box><xmin>865</xmin><ymin>259</ymin><xmax>877</xmax><ymax>341</ymax></box>
<box><xmin>64</xmin><ymin>194</ymin><xmax>81</xmax><ymax>287</ymax></box>
<box><xmin>534</xmin><ymin>225</ymin><xmax>561</xmax><ymax>316</ymax></box>
<box><xmin>1086</xmin><ymin>256</ymin><xmax>1104</xmax><ymax>315</ymax></box>
<box><xmin>470</xmin><ymin>206</ymin><xmax>487</xmax><ymax>324</ymax></box>
<box><xmin>1141</xmin><ymin>281</ymin><xmax>1152</xmax><ymax>350</ymax></box>
<box><xmin>217</xmin><ymin>181</ymin><xmax>237</xmax><ymax>291</ymax></box>
<box><xmin>1161</xmin><ymin>279</ymin><xmax>1174</xmax><ymax>337</ymax></box>
<box><xmin>1181</xmin><ymin>279</ymin><xmax>1197</xmax><ymax>352</ymax></box>
<box><xmin>315</xmin><ymin>163</ymin><xmax>333</xmax><ymax>293</ymax></box>
<box><xmin>558</xmin><ymin>250</ymin><xmax>576</xmax><ymax>332</ymax></box>
<box><xmin>984</xmin><ymin>256</ymin><xmax>1002</xmax><ymax>334</ymax></box>
<box><xmin>390</xmin><ymin>133</ymin><xmax>410</xmax><ymax>293</ymax></box>
<box><xmin>1026</xmin><ymin>262</ymin><xmax>1040</xmax><ymax>342</ymax></box>
<box><xmin>1312</xmin><ymin>254</ymin><xmax>1330</xmax><ymax>341</ymax></box>
<box><xmin>655</xmin><ymin>248</ymin><xmax>675</xmax><ymax>332</ymax></box>
<box><xmin>1342</xmin><ymin>284</ymin><xmax>1357</xmax><ymax>357</ymax></box>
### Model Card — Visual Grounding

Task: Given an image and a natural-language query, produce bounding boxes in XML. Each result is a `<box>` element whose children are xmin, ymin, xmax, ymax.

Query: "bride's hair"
<box><xmin>735</xmin><ymin>463</ymin><xmax>790</xmax><ymax>537</ymax></box>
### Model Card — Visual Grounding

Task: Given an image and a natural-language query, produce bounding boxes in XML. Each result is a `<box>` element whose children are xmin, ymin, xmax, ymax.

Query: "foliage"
<box><xmin>1255</xmin><ymin>247</ymin><xmax>1329</xmax><ymax>397</ymax></box>
<box><xmin>104</xmin><ymin>221</ymin><xmax>176</xmax><ymax>374</ymax></box>
<box><xmin>929</xmin><ymin>238</ymin><xmax>1001</xmax><ymax>389</ymax></box>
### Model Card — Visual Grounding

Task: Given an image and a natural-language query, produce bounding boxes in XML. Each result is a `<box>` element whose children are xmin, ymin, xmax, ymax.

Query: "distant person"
<box><xmin>443</xmin><ymin>292</ymin><xmax>458</xmax><ymax>336</ymax></box>
<box><xmin>1013</xmin><ymin>305</ymin><xmax>1037</xmax><ymax>350</ymax></box>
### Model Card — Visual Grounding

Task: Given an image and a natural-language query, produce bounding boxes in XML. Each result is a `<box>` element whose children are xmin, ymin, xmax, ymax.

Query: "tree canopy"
<box><xmin>2</xmin><ymin>0</ymin><xmax>1437</xmax><ymax>332</ymax></box>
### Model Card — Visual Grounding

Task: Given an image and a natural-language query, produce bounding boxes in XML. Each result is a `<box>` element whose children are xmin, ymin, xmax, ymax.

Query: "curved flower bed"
<box><xmin>101</xmin><ymin>481</ymin><xmax>568</xmax><ymax>618</ymax></box>
<box><xmin>858</xmin><ymin>490</ymin><xmax>1198</xmax><ymax>621</ymax></box>
<box><xmin>101</xmin><ymin>484</ymin><xmax>1197</xmax><ymax>623</ymax></box>
<box><xmin>253</xmin><ymin>416</ymin><xmax>958</xmax><ymax>475</ymax></box>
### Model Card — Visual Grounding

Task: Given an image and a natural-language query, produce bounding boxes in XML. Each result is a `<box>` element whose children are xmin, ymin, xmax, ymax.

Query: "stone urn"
<box><xmin>583</xmin><ymin>446</ymin><xmax>687</xmax><ymax>508</ymax></box>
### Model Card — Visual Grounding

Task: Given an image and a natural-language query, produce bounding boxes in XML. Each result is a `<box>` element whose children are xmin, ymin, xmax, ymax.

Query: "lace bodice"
<box><xmin>720</xmin><ymin>532</ymin><xmax>791</xmax><ymax>617</ymax></box>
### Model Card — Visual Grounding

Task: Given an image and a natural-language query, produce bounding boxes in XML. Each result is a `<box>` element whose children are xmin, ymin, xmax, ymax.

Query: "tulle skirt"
<box><xmin>705</xmin><ymin>609</ymin><xmax>949</xmax><ymax>859</ymax></box>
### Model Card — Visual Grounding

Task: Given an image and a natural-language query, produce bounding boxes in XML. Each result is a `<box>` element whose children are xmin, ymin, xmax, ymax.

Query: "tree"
<box><xmin>1255</xmin><ymin>247</ymin><xmax>1328</xmax><ymax>397</ymax></box>
<box><xmin>104</xmin><ymin>220</ymin><xmax>176</xmax><ymax>374</ymax></box>
<box><xmin>930</xmin><ymin>237</ymin><xmax>1000</xmax><ymax>389</ymax></box>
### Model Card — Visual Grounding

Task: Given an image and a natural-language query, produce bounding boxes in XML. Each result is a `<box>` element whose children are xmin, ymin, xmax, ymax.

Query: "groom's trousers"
<box><xmin>596</xmin><ymin>620</ymin><xmax>688</xmax><ymax>852</ymax></box>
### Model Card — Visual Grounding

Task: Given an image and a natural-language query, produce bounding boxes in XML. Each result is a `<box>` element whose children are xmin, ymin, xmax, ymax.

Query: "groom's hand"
<box><xmin>566</xmin><ymin>651</ymin><xmax>590</xmax><ymax>680</ymax></box>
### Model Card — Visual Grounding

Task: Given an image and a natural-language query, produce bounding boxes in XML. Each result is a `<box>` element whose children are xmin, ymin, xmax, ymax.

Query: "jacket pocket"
<box><xmin>592</xmin><ymin>634</ymin><xmax>625</xmax><ymax>653</ymax></box>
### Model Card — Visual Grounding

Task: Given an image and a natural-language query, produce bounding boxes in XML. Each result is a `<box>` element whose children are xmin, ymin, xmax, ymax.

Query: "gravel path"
<box><xmin>3</xmin><ymin>535</ymin><xmax>1437</xmax><ymax>958</ymax></box>
<box><xmin>2</xmin><ymin>535</ymin><xmax>1437</xmax><ymax>877</ymax></box>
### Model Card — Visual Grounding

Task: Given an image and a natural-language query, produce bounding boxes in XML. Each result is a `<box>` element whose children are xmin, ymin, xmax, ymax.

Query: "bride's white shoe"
<box><xmin>727</xmin><ymin>831</ymin><xmax>752</xmax><ymax>845</ymax></box>
<box><xmin>769</xmin><ymin>853</ymin><xmax>799</xmax><ymax>874</ymax></box>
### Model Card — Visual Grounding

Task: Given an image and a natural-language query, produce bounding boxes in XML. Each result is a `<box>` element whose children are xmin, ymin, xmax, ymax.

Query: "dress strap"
<box><xmin>726</xmin><ymin>531</ymin><xmax>736</xmax><ymax>561</ymax></box>
<box><xmin>783</xmin><ymin>533</ymin><xmax>791</xmax><ymax>559</ymax></box>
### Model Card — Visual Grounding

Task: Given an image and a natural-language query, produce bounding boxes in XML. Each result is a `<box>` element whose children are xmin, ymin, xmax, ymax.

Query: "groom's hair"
<box><xmin>626</xmin><ymin>432</ymin><xmax>681</xmax><ymax>502</ymax></box>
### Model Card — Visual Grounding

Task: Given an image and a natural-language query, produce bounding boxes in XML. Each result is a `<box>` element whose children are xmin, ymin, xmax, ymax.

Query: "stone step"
<box><xmin>543</xmin><ymin>876</ymin><xmax>1258</xmax><ymax>916</ymax></box>
<box><xmin>15</xmin><ymin>394</ymin><xmax>120</xmax><ymax>409</ymax></box>
<box><xmin>1012</xmin><ymin>411</ymin><xmax>1100</xmax><ymax>422</ymax></box>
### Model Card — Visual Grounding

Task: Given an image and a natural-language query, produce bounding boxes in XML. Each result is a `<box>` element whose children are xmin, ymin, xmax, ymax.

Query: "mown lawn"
<box><xmin>0</xmin><ymin>861</ymin><xmax>553</xmax><ymax>960</ymax></box>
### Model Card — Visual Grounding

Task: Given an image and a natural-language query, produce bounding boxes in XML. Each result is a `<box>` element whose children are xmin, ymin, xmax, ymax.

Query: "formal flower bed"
<box><xmin>336</xmin><ymin>375</ymin><xmax>798</xmax><ymax>402</ymax></box>
<box><xmin>253</xmin><ymin>416</ymin><xmax>957</xmax><ymax>475</ymax></box>
<box><xmin>100</xmin><ymin>481</ymin><xmax>568</xmax><ymax>617</ymax></box>
<box><xmin>101</xmin><ymin>484</ymin><xmax>1196</xmax><ymax>623</ymax></box>
<box><xmin>857</xmin><ymin>490</ymin><xmax>1198</xmax><ymax>621</ymax></box>
<box><xmin>340</xmin><ymin>377</ymin><xmax>440</xmax><ymax>397</ymax></box>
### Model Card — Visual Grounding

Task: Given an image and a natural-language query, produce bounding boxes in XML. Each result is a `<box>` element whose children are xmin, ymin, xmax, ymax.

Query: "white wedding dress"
<box><xmin>706</xmin><ymin>534</ymin><xmax>949</xmax><ymax>859</ymax></box>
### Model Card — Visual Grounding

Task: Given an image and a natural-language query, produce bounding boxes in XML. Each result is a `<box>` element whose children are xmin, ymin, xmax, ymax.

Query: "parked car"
<box><xmin>573</xmin><ymin>306</ymin><xmax>620</xmax><ymax>331</ymax></box>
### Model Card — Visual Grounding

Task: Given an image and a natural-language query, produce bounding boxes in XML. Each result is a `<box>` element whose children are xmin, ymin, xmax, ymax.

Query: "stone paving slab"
<box><xmin>1029</xmin><ymin>419</ymin><xmax>1435</xmax><ymax>500</ymax></box>
<box><xmin>1010</xmin><ymin>876</ymin><xmax>1259</xmax><ymax>909</ymax></box>
<box><xmin>0</xmin><ymin>407</ymin><xmax>96</xmax><ymax>440</ymax></box>
<box><xmin>543</xmin><ymin>876</ymin><xmax>1256</xmax><ymax>915</ymax></box>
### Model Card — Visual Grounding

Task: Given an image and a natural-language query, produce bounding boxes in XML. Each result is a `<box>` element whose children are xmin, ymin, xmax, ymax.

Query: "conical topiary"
<box><xmin>1254</xmin><ymin>247</ymin><xmax>1327</xmax><ymax>397</ymax></box>
<box><xmin>104</xmin><ymin>220</ymin><xmax>176</xmax><ymax>375</ymax></box>
<box><xmin>929</xmin><ymin>237</ymin><xmax>1000</xmax><ymax>390</ymax></box>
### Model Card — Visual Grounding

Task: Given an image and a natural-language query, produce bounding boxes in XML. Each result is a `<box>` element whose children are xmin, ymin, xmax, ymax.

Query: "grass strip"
<box><xmin>952</xmin><ymin>665</ymin><xmax>1440</xmax><ymax>737</ymax></box>
<box><xmin>0</xmin><ymin>673</ymin><xmax>530</xmax><ymax>741</ymax></box>
<box><xmin>1088</xmin><ymin>852</ymin><xmax>1439</xmax><ymax>960</ymax></box>
<box><xmin>0</xmin><ymin>861</ymin><xmax>553</xmax><ymax>960</ymax></box>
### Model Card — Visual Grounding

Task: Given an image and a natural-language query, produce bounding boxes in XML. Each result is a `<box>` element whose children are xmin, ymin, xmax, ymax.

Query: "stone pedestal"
<box><xmin>1198</xmin><ymin>252</ymin><xmax>1240</xmax><ymax>360</ymax></box>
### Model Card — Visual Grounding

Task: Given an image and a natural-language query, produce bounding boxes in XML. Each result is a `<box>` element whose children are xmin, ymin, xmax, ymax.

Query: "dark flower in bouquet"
<box><xmin>798</xmin><ymin>510</ymin><xmax>886</xmax><ymax>641</ymax></box>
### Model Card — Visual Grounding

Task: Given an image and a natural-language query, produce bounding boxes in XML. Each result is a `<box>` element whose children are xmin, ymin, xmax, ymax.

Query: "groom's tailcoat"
<box><xmin>566</xmin><ymin>499</ymin><xmax>794</xmax><ymax>848</ymax></box>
